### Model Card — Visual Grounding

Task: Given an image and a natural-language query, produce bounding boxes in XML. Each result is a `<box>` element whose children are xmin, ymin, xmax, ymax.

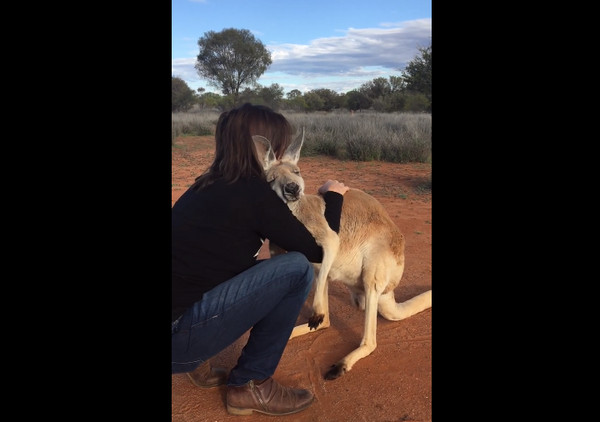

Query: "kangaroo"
<box><xmin>252</xmin><ymin>131</ymin><xmax>432</xmax><ymax>380</ymax></box>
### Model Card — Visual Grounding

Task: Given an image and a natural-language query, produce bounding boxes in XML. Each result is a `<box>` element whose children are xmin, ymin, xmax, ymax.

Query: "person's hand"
<box><xmin>318</xmin><ymin>179</ymin><xmax>349</xmax><ymax>196</ymax></box>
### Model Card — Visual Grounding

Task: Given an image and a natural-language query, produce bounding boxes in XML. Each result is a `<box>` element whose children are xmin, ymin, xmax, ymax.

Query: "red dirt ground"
<box><xmin>172</xmin><ymin>136</ymin><xmax>432</xmax><ymax>422</ymax></box>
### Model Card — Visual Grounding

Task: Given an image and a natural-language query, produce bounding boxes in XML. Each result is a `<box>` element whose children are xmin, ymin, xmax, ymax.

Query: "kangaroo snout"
<box><xmin>283</xmin><ymin>182</ymin><xmax>302</xmax><ymax>200</ymax></box>
<box><xmin>284</xmin><ymin>182</ymin><xmax>300</xmax><ymax>195</ymax></box>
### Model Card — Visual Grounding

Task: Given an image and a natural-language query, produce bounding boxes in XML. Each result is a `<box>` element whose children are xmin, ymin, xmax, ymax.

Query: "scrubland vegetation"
<box><xmin>173</xmin><ymin>36</ymin><xmax>431</xmax><ymax>164</ymax></box>
<box><xmin>172</xmin><ymin>109</ymin><xmax>431</xmax><ymax>164</ymax></box>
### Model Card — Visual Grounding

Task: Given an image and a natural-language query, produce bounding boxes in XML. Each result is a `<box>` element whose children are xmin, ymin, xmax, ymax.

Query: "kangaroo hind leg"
<box><xmin>325</xmin><ymin>283</ymin><xmax>380</xmax><ymax>380</ymax></box>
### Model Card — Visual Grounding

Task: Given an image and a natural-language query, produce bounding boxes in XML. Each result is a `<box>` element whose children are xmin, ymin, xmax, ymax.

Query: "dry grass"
<box><xmin>172</xmin><ymin>110</ymin><xmax>431</xmax><ymax>163</ymax></box>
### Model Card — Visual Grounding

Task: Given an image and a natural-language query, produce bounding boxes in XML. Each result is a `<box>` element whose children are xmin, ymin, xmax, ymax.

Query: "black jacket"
<box><xmin>171</xmin><ymin>176</ymin><xmax>343</xmax><ymax>321</ymax></box>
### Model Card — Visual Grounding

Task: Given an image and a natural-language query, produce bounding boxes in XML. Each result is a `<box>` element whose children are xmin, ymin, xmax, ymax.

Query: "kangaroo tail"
<box><xmin>377</xmin><ymin>289</ymin><xmax>432</xmax><ymax>321</ymax></box>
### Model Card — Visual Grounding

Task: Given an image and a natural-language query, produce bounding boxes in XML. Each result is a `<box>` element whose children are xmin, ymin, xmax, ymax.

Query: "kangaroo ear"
<box><xmin>282</xmin><ymin>127</ymin><xmax>304</xmax><ymax>165</ymax></box>
<box><xmin>252</xmin><ymin>135</ymin><xmax>277</xmax><ymax>170</ymax></box>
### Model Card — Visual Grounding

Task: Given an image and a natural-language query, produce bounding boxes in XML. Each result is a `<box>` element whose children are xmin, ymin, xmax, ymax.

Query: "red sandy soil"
<box><xmin>172</xmin><ymin>136</ymin><xmax>432</xmax><ymax>422</ymax></box>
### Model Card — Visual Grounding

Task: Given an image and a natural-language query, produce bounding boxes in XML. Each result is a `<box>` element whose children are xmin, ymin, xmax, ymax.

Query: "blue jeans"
<box><xmin>171</xmin><ymin>252</ymin><xmax>314</xmax><ymax>386</ymax></box>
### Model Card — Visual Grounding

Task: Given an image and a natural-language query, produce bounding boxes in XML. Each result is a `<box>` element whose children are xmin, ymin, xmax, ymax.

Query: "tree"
<box><xmin>257</xmin><ymin>83</ymin><xmax>284</xmax><ymax>110</ymax></box>
<box><xmin>286</xmin><ymin>89</ymin><xmax>302</xmax><ymax>100</ymax></box>
<box><xmin>344</xmin><ymin>90</ymin><xmax>372</xmax><ymax>111</ymax></box>
<box><xmin>401</xmin><ymin>44</ymin><xmax>431</xmax><ymax>110</ymax></box>
<box><xmin>388</xmin><ymin>76</ymin><xmax>405</xmax><ymax>93</ymax></box>
<box><xmin>172</xmin><ymin>76</ymin><xmax>197</xmax><ymax>112</ymax></box>
<box><xmin>195</xmin><ymin>28</ymin><xmax>272</xmax><ymax>103</ymax></box>
<box><xmin>235</xmin><ymin>83</ymin><xmax>284</xmax><ymax>110</ymax></box>
<box><xmin>303</xmin><ymin>91</ymin><xmax>324</xmax><ymax>112</ymax></box>
<box><xmin>309</xmin><ymin>88</ymin><xmax>341</xmax><ymax>111</ymax></box>
<box><xmin>197</xmin><ymin>92</ymin><xmax>223</xmax><ymax>110</ymax></box>
<box><xmin>360</xmin><ymin>77</ymin><xmax>391</xmax><ymax>100</ymax></box>
<box><xmin>402</xmin><ymin>92</ymin><xmax>430</xmax><ymax>112</ymax></box>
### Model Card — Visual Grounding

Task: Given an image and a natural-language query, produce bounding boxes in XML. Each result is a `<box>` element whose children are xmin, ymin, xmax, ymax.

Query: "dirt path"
<box><xmin>171</xmin><ymin>136</ymin><xmax>432</xmax><ymax>422</ymax></box>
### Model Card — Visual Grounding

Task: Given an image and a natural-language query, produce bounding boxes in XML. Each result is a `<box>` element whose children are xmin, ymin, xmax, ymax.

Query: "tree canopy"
<box><xmin>401</xmin><ymin>44</ymin><xmax>431</xmax><ymax>110</ymax></box>
<box><xmin>172</xmin><ymin>76</ymin><xmax>197</xmax><ymax>112</ymax></box>
<box><xmin>195</xmin><ymin>28</ymin><xmax>272</xmax><ymax>103</ymax></box>
<box><xmin>176</xmin><ymin>39</ymin><xmax>431</xmax><ymax>113</ymax></box>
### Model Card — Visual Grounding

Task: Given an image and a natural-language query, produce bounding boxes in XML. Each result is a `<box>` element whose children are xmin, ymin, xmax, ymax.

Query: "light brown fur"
<box><xmin>253</xmin><ymin>132</ymin><xmax>432</xmax><ymax>380</ymax></box>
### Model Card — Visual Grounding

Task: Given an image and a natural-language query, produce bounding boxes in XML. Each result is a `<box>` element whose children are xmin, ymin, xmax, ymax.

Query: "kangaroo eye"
<box><xmin>293</xmin><ymin>170</ymin><xmax>301</xmax><ymax>175</ymax></box>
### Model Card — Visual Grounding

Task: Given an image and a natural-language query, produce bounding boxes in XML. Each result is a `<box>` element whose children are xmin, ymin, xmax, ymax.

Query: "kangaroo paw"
<box><xmin>308</xmin><ymin>313</ymin><xmax>325</xmax><ymax>330</ymax></box>
<box><xmin>324</xmin><ymin>363</ymin><xmax>347</xmax><ymax>380</ymax></box>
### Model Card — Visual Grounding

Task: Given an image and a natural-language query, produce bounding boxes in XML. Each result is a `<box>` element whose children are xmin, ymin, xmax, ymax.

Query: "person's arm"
<box><xmin>322</xmin><ymin>191</ymin><xmax>343</xmax><ymax>233</ymax></box>
<box><xmin>257</xmin><ymin>179</ymin><xmax>349</xmax><ymax>262</ymax></box>
<box><xmin>319</xmin><ymin>180</ymin><xmax>348</xmax><ymax>233</ymax></box>
<box><xmin>256</xmin><ymin>186</ymin><xmax>325</xmax><ymax>262</ymax></box>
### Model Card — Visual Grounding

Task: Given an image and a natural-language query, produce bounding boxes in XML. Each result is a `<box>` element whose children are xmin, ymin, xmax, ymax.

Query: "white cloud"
<box><xmin>172</xmin><ymin>57</ymin><xmax>200</xmax><ymax>81</ymax></box>
<box><xmin>172</xmin><ymin>19</ymin><xmax>431</xmax><ymax>93</ymax></box>
<box><xmin>268</xmin><ymin>19</ymin><xmax>431</xmax><ymax>75</ymax></box>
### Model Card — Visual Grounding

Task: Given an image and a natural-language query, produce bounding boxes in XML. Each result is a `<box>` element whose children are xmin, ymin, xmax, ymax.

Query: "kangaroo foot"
<box><xmin>324</xmin><ymin>363</ymin><xmax>347</xmax><ymax>380</ymax></box>
<box><xmin>308</xmin><ymin>314</ymin><xmax>324</xmax><ymax>330</ymax></box>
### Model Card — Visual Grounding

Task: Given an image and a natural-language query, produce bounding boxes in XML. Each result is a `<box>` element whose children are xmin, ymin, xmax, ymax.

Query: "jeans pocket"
<box><xmin>171</xmin><ymin>315</ymin><xmax>182</xmax><ymax>334</ymax></box>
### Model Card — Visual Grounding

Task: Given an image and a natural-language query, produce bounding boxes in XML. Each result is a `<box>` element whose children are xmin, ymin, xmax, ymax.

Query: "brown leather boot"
<box><xmin>185</xmin><ymin>360</ymin><xmax>228</xmax><ymax>388</ymax></box>
<box><xmin>226</xmin><ymin>377</ymin><xmax>314</xmax><ymax>416</ymax></box>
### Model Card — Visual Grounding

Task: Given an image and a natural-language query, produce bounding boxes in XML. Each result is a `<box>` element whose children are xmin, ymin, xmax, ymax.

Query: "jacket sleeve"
<box><xmin>322</xmin><ymin>191</ymin><xmax>344</xmax><ymax>233</ymax></box>
<box><xmin>255</xmin><ymin>187</ymin><xmax>325</xmax><ymax>262</ymax></box>
<box><xmin>254</xmin><ymin>184</ymin><xmax>346</xmax><ymax>263</ymax></box>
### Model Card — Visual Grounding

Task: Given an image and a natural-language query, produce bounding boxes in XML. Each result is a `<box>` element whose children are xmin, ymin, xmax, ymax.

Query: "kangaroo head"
<box><xmin>253</xmin><ymin>128</ymin><xmax>305</xmax><ymax>204</ymax></box>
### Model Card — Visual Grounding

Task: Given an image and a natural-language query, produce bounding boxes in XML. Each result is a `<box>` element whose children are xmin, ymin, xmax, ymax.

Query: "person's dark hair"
<box><xmin>192</xmin><ymin>103</ymin><xmax>293</xmax><ymax>190</ymax></box>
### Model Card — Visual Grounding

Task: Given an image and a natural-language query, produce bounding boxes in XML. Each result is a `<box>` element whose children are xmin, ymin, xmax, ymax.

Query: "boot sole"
<box><xmin>226</xmin><ymin>397</ymin><xmax>314</xmax><ymax>416</ymax></box>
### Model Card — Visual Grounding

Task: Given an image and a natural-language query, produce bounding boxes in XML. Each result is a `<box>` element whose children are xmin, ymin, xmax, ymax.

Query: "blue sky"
<box><xmin>172</xmin><ymin>0</ymin><xmax>431</xmax><ymax>95</ymax></box>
